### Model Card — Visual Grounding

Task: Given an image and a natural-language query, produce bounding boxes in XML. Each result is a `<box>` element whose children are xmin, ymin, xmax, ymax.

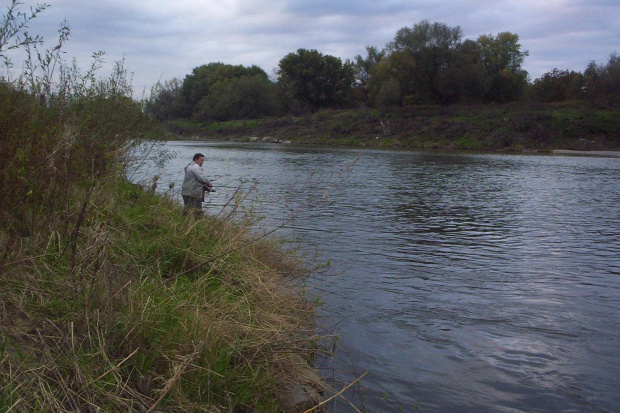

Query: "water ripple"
<box><xmin>157</xmin><ymin>143</ymin><xmax>620</xmax><ymax>412</ymax></box>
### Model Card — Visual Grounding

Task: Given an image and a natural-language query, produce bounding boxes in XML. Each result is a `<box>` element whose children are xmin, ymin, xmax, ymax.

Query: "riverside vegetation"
<box><xmin>164</xmin><ymin>102</ymin><xmax>620</xmax><ymax>152</ymax></box>
<box><xmin>147</xmin><ymin>20</ymin><xmax>619</xmax><ymax>151</ymax></box>
<box><xmin>0</xmin><ymin>3</ymin><xmax>324</xmax><ymax>412</ymax></box>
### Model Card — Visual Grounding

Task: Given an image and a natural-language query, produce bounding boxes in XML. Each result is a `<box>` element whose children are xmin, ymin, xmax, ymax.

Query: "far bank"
<box><xmin>162</xmin><ymin>102</ymin><xmax>620</xmax><ymax>153</ymax></box>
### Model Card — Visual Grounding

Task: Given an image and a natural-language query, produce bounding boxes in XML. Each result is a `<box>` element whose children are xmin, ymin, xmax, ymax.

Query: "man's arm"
<box><xmin>189</xmin><ymin>164</ymin><xmax>211</xmax><ymax>186</ymax></box>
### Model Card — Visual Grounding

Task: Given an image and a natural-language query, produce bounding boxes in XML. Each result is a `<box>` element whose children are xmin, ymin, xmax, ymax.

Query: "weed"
<box><xmin>162</xmin><ymin>103</ymin><xmax>620</xmax><ymax>151</ymax></box>
<box><xmin>0</xmin><ymin>4</ymin><xmax>324</xmax><ymax>411</ymax></box>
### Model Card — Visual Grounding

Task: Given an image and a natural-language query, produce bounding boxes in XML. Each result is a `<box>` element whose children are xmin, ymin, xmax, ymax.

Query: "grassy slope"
<box><xmin>0</xmin><ymin>178</ymin><xmax>319</xmax><ymax>412</ymax></box>
<box><xmin>166</xmin><ymin>102</ymin><xmax>620</xmax><ymax>151</ymax></box>
<box><xmin>0</xmin><ymin>82</ymin><xmax>320</xmax><ymax>412</ymax></box>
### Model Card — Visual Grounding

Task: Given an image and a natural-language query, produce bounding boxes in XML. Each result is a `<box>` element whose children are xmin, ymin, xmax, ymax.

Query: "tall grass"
<box><xmin>1</xmin><ymin>179</ymin><xmax>320</xmax><ymax>411</ymax></box>
<box><xmin>0</xmin><ymin>5</ymin><xmax>322</xmax><ymax>411</ymax></box>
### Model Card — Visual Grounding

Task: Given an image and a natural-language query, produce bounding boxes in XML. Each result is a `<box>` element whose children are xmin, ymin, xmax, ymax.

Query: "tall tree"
<box><xmin>194</xmin><ymin>75</ymin><xmax>285</xmax><ymax>121</ymax></box>
<box><xmin>277</xmin><ymin>48</ymin><xmax>355</xmax><ymax>112</ymax></box>
<box><xmin>179</xmin><ymin>62</ymin><xmax>268</xmax><ymax>117</ymax></box>
<box><xmin>386</xmin><ymin>20</ymin><xmax>463</xmax><ymax>104</ymax></box>
<box><xmin>353</xmin><ymin>45</ymin><xmax>385</xmax><ymax>104</ymax></box>
<box><xmin>367</xmin><ymin>61</ymin><xmax>402</xmax><ymax>107</ymax></box>
<box><xmin>145</xmin><ymin>78</ymin><xmax>183</xmax><ymax>121</ymax></box>
<box><xmin>531</xmin><ymin>69</ymin><xmax>584</xmax><ymax>102</ymax></box>
<box><xmin>432</xmin><ymin>39</ymin><xmax>486</xmax><ymax>104</ymax></box>
<box><xmin>353</xmin><ymin>46</ymin><xmax>385</xmax><ymax>86</ymax></box>
<box><xmin>476</xmin><ymin>32</ymin><xmax>529</xmax><ymax>102</ymax></box>
<box><xmin>477</xmin><ymin>32</ymin><xmax>527</xmax><ymax>74</ymax></box>
<box><xmin>584</xmin><ymin>53</ymin><xmax>620</xmax><ymax>106</ymax></box>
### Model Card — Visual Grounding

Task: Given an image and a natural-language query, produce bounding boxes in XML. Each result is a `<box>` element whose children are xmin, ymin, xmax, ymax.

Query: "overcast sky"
<box><xmin>5</xmin><ymin>0</ymin><xmax>619</xmax><ymax>93</ymax></box>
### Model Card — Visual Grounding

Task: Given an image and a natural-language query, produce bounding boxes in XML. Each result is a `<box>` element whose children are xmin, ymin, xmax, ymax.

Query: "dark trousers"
<box><xmin>182</xmin><ymin>195</ymin><xmax>203</xmax><ymax>215</ymax></box>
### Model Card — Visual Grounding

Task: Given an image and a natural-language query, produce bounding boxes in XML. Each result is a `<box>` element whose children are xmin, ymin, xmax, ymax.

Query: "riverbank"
<box><xmin>552</xmin><ymin>149</ymin><xmax>620</xmax><ymax>157</ymax></box>
<box><xmin>0</xmin><ymin>82</ymin><xmax>324</xmax><ymax>411</ymax></box>
<box><xmin>0</xmin><ymin>176</ymin><xmax>324</xmax><ymax>412</ymax></box>
<box><xmin>164</xmin><ymin>102</ymin><xmax>620</xmax><ymax>152</ymax></box>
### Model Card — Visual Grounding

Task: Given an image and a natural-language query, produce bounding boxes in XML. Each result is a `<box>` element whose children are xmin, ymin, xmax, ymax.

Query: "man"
<box><xmin>181</xmin><ymin>153</ymin><xmax>212</xmax><ymax>215</ymax></box>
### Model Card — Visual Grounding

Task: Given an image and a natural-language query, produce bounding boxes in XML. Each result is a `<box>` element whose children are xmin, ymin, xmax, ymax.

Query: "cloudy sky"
<box><xmin>5</xmin><ymin>0</ymin><xmax>619</xmax><ymax>93</ymax></box>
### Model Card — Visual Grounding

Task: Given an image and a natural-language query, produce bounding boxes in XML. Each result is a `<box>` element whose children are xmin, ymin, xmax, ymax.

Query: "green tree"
<box><xmin>531</xmin><ymin>69</ymin><xmax>584</xmax><ymax>102</ymax></box>
<box><xmin>194</xmin><ymin>75</ymin><xmax>285</xmax><ymax>121</ymax></box>
<box><xmin>277</xmin><ymin>48</ymin><xmax>355</xmax><ymax>112</ymax></box>
<box><xmin>425</xmin><ymin>38</ymin><xmax>486</xmax><ymax>104</ymax></box>
<box><xmin>449</xmin><ymin>39</ymin><xmax>487</xmax><ymax>103</ymax></box>
<box><xmin>600</xmin><ymin>53</ymin><xmax>620</xmax><ymax>106</ymax></box>
<box><xmin>179</xmin><ymin>62</ymin><xmax>269</xmax><ymax>117</ymax></box>
<box><xmin>476</xmin><ymin>32</ymin><xmax>529</xmax><ymax>102</ymax></box>
<box><xmin>584</xmin><ymin>53</ymin><xmax>620</xmax><ymax>106</ymax></box>
<box><xmin>353</xmin><ymin>46</ymin><xmax>385</xmax><ymax>87</ymax></box>
<box><xmin>385</xmin><ymin>20</ymin><xmax>463</xmax><ymax>104</ymax></box>
<box><xmin>353</xmin><ymin>45</ymin><xmax>385</xmax><ymax>103</ymax></box>
<box><xmin>145</xmin><ymin>77</ymin><xmax>183</xmax><ymax>121</ymax></box>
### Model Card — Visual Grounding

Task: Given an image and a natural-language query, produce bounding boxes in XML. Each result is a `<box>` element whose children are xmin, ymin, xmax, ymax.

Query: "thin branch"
<box><xmin>302</xmin><ymin>371</ymin><xmax>368</xmax><ymax>413</ymax></box>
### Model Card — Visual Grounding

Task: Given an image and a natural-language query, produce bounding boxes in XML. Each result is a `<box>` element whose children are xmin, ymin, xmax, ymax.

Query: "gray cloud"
<box><xmin>5</xmin><ymin>0</ymin><xmax>619</xmax><ymax>92</ymax></box>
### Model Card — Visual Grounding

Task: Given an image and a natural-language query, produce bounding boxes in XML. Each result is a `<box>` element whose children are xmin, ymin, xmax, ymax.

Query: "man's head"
<box><xmin>193</xmin><ymin>153</ymin><xmax>205</xmax><ymax>166</ymax></box>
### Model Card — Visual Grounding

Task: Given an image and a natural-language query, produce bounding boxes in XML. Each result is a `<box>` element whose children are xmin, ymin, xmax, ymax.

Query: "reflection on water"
<box><xmin>146</xmin><ymin>142</ymin><xmax>620</xmax><ymax>412</ymax></box>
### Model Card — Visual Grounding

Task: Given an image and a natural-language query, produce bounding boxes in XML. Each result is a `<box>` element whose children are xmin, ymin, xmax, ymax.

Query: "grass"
<box><xmin>0</xmin><ymin>175</ymin><xmax>321</xmax><ymax>412</ymax></box>
<box><xmin>164</xmin><ymin>102</ymin><xmax>620</xmax><ymax>152</ymax></box>
<box><xmin>0</xmin><ymin>4</ymin><xmax>328</xmax><ymax>410</ymax></box>
<box><xmin>0</xmin><ymin>60</ymin><xmax>322</xmax><ymax>413</ymax></box>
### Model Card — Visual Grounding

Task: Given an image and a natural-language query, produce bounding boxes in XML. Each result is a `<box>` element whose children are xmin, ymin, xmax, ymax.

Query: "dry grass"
<box><xmin>1</xmin><ymin>13</ymin><xmax>327</xmax><ymax>404</ymax></box>
<box><xmin>0</xmin><ymin>70</ymin><xmax>323</xmax><ymax>411</ymax></box>
<box><xmin>0</xmin><ymin>178</ymin><xmax>322</xmax><ymax>412</ymax></box>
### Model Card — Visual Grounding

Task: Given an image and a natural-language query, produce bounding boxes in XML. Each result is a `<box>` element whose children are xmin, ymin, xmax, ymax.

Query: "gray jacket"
<box><xmin>181</xmin><ymin>162</ymin><xmax>211</xmax><ymax>198</ymax></box>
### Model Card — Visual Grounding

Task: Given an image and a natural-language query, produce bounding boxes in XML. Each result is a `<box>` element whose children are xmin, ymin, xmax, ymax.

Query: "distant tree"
<box><xmin>194</xmin><ymin>75</ymin><xmax>285</xmax><ymax>121</ymax></box>
<box><xmin>145</xmin><ymin>78</ymin><xmax>183</xmax><ymax>121</ymax></box>
<box><xmin>353</xmin><ymin>46</ymin><xmax>385</xmax><ymax>87</ymax></box>
<box><xmin>451</xmin><ymin>39</ymin><xmax>487</xmax><ymax>103</ymax></box>
<box><xmin>531</xmin><ymin>69</ymin><xmax>584</xmax><ymax>102</ymax></box>
<box><xmin>385</xmin><ymin>20</ymin><xmax>464</xmax><ymax>104</ymax></box>
<box><xmin>476</xmin><ymin>32</ymin><xmax>529</xmax><ymax>102</ymax></box>
<box><xmin>277</xmin><ymin>48</ymin><xmax>355</xmax><ymax>112</ymax></box>
<box><xmin>353</xmin><ymin>45</ymin><xmax>385</xmax><ymax>103</ymax></box>
<box><xmin>373</xmin><ymin>77</ymin><xmax>402</xmax><ymax>107</ymax></box>
<box><xmin>584</xmin><ymin>53</ymin><xmax>620</xmax><ymax>106</ymax></box>
<box><xmin>600</xmin><ymin>53</ymin><xmax>620</xmax><ymax>106</ymax></box>
<box><xmin>366</xmin><ymin>60</ymin><xmax>402</xmax><ymax>107</ymax></box>
<box><xmin>477</xmin><ymin>32</ymin><xmax>527</xmax><ymax>74</ymax></box>
<box><xmin>179</xmin><ymin>62</ymin><xmax>269</xmax><ymax>117</ymax></box>
<box><xmin>584</xmin><ymin>60</ymin><xmax>600</xmax><ymax>89</ymax></box>
<box><xmin>431</xmin><ymin>38</ymin><xmax>487</xmax><ymax>104</ymax></box>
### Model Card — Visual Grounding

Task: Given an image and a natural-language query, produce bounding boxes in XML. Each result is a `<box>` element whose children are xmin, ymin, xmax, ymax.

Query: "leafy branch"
<box><xmin>0</xmin><ymin>0</ymin><xmax>49</xmax><ymax>58</ymax></box>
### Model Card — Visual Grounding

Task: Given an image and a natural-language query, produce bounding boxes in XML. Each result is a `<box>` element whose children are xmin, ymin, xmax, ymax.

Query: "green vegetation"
<box><xmin>144</xmin><ymin>19</ymin><xmax>619</xmax><ymax>152</ymax></box>
<box><xmin>146</xmin><ymin>19</ymin><xmax>618</xmax><ymax>144</ymax></box>
<box><xmin>1</xmin><ymin>3</ymin><xmax>321</xmax><ymax>411</ymax></box>
<box><xmin>278</xmin><ymin>49</ymin><xmax>355</xmax><ymax>112</ymax></box>
<box><xmin>0</xmin><ymin>175</ymin><xmax>319</xmax><ymax>411</ymax></box>
<box><xmin>163</xmin><ymin>102</ymin><xmax>620</xmax><ymax>151</ymax></box>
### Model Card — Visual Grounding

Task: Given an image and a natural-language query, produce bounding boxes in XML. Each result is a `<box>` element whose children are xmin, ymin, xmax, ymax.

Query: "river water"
<box><xmin>142</xmin><ymin>141</ymin><xmax>620</xmax><ymax>412</ymax></box>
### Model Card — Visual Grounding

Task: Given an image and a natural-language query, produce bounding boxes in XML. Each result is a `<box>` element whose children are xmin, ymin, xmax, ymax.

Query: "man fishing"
<box><xmin>181</xmin><ymin>153</ymin><xmax>213</xmax><ymax>216</ymax></box>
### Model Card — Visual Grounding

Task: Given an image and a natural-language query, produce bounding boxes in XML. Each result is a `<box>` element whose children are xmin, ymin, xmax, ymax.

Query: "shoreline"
<box><xmin>166</xmin><ymin>135</ymin><xmax>620</xmax><ymax>158</ymax></box>
<box><xmin>162</xmin><ymin>102</ymin><xmax>620</xmax><ymax>154</ymax></box>
<box><xmin>551</xmin><ymin>149</ymin><xmax>620</xmax><ymax>157</ymax></box>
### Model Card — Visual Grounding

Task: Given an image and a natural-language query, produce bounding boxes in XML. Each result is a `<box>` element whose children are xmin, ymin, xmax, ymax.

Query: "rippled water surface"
<box><xmin>149</xmin><ymin>142</ymin><xmax>620</xmax><ymax>412</ymax></box>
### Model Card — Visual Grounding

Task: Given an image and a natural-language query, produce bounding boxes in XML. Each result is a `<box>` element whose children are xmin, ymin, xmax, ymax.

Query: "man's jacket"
<box><xmin>181</xmin><ymin>162</ymin><xmax>211</xmax><ymax>198</ymax></box>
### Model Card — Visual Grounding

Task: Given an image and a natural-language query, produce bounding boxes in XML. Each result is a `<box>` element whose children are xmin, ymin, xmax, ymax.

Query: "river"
<box><xmin>140</xmin><ymin>141</ymin><xmax>620</xmax><ymax>412</ymax></box>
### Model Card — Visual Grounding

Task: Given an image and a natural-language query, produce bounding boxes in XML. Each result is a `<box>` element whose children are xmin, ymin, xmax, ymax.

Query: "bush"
<box><xmin>194</xmin><ymin>75</ymin><xmax>285</xmax><ymax>122</ymax></box>
<box><xmin>0</xmin><ymin>73</ymin><xmax>149</xmax><ymax>235</ymax></box>
<box><xmin>1</xmin><ymin>5</ymin><xmax>321</xmax><ymax>411</ymax></box>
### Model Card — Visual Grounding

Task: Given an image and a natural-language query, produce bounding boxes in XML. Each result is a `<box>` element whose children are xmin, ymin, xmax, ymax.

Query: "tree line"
<box><xmin>145</xmin><ymin>20</ymin><xmax>619</xmax><ymax>122</ymax></box>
